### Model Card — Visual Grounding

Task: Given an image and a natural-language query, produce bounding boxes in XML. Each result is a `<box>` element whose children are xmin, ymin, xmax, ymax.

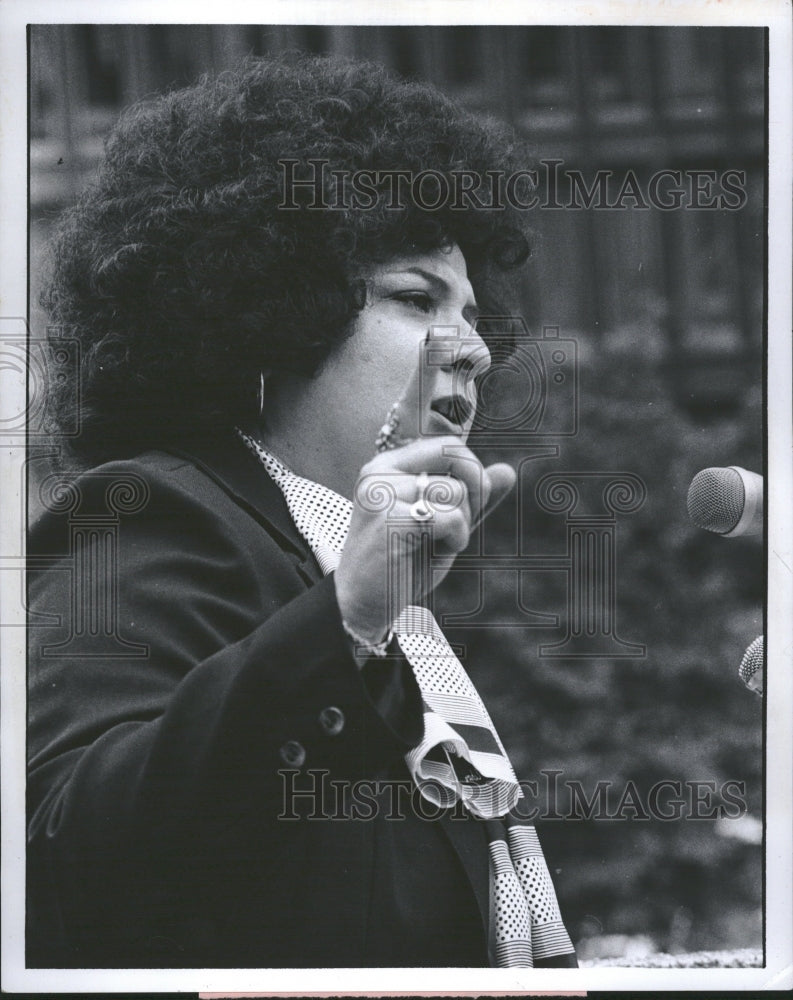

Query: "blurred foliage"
<box><xmin>436</xmin><ymin>318</ymin><xmax>763</xmax><ymax>953</ymax></box>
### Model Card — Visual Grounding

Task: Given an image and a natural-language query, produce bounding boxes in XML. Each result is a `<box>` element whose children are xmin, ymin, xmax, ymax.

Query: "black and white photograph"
<box><xmin>1</xmin><ymin>0</ymin><xmax>791</xmax><ymax>993</ymax></box>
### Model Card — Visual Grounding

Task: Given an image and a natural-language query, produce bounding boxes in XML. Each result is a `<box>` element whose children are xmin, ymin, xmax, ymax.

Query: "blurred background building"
<box><xmin>28</xmin><ymin>24</ymin><xmax>765</xmax><ymax>962</ymax></box>
<box><xmin>30</xmin><ymin>24</ymin><xmax>765</xmax><ymax>413</ymax></box>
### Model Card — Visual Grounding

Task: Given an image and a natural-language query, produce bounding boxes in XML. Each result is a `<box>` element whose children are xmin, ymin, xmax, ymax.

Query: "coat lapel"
<box><xmin>165</xmin><ymin>435</ymin><xmax>324</xmax><ymax>587</ymax></box>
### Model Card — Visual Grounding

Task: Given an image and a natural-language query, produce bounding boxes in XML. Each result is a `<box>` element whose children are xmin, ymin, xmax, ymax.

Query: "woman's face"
<box><xmin>259</xmin><ymin>243</ymin><xmax>491</xmax><ymax>498</ymax></box>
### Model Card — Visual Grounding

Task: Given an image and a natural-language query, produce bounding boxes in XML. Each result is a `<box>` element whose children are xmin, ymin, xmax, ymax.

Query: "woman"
<box><xmin>28</xmin><ymin>53</ymin><xmax>577</xmax><ymax>969</ymax></box>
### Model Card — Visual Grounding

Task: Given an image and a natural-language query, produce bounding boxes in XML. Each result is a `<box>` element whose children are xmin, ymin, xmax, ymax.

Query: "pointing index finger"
<box><xmin>388</xmin><ymin>333</ymin><xmax>439</xmax><ymax>444</ymax></box>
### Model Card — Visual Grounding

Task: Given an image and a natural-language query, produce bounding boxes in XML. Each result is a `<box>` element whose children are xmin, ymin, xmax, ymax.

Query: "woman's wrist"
<box><xmin>333</xmin><ymin>570</ymin><xmax>390</xmax><ymax>650</ymax></box>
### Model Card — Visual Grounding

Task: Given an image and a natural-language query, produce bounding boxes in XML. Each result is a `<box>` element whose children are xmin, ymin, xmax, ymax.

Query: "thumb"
<box><xmin>477</xmin><ymin>462</ymin><xmax>516</xmax><ymax>525</ymax></box>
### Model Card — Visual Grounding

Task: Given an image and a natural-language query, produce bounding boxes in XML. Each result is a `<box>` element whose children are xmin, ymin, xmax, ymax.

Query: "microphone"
<box><xmin>738</xmin><ymin>635</ymin><xmax>764</xmax><ymax>695</ymax></box>
<box><xmin>687</xmin><ymin>466</ymin><xmax>763</xmax><ymax>537</ymax></box>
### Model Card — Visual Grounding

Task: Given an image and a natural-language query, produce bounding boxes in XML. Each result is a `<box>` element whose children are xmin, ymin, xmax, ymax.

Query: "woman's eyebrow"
<box><xmin>390</xmin><ymin>266</ymin><xmax>479</xmax><ymax>321</ymax></box>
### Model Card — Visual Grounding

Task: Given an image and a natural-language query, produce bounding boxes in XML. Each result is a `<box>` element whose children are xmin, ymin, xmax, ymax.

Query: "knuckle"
<box><xmin>427</xmin><ymin>475</ymin><xmax>466</xmax><ymax>511</ymax></box>
<box><xmin>354</xmin><ymin>472</ymin><xmax>402</xmax><ymax>514</ymax></box>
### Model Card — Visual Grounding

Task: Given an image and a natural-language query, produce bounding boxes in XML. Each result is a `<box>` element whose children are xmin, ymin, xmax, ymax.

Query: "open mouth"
<box><xmin>430</xmin><ymin>394</ymin><xmax>474</xmax><ymax>429</ymax></box>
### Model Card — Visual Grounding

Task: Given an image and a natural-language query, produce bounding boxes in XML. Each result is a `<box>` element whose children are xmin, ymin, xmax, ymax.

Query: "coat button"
<box><xmin>279</xmin><ymin>740</ymin><xmax>306</xmax><ymax>767</ymax></box>
<box><xmin>318</xmin><ymin>705</ymin><xmax>345</xmax><ymax>736</ymax></box>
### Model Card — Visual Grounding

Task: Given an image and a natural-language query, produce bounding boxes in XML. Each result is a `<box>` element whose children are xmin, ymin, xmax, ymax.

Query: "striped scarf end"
<box><xmin>495</xmin><ymin>942</ymin><xmax>534</xmax><ymax>967</ymax></box>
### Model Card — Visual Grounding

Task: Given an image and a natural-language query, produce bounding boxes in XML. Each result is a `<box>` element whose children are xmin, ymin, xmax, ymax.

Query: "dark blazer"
<box><xmin>26</xmin><ymin>436</ymin><xmax>574</xmax><ymax>969</ymax></box>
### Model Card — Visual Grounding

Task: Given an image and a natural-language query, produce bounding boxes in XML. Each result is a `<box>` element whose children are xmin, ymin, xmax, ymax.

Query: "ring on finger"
<box><xmin>410</xmin><ymin>471</ymin><xmax>434</xmax><ymax>522</ymax></box>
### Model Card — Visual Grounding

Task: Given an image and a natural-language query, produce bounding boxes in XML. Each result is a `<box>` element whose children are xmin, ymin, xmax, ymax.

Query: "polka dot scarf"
<box><xmin>238</xmin><ymin>431</ymin><xmax>576</xmax><ymax>967</ymax></box>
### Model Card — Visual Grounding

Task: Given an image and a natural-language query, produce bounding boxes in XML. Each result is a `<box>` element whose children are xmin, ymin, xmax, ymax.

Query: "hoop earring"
<box><xmin>256</xmin><ymin>371</ymin><xmax>265</xmax><ymax>420</ymax></box>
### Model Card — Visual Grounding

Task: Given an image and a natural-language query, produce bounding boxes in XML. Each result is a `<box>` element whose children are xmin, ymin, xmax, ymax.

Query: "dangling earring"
<box><xmin>256</xmin><ymin>371</ymin><xmax>265</xmax><ymax>420</ymax></box>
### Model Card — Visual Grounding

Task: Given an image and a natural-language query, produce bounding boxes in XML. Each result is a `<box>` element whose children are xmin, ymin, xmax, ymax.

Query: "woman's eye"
<box><xmin>394</xmin><ymin>292</ymin><xmax>434</xmax><ymax>313</ymax></box>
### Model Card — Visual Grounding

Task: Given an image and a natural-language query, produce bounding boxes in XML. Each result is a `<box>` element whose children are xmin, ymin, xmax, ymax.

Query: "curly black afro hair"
<box><xmin>42</xmin><ymin>52</ymin><xmax>534</xmax><ymax>464</ymax></box>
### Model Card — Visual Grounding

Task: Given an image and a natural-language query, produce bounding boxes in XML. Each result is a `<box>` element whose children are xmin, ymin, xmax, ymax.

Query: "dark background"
<box><xmin>29</xmin><ymin>24</ymin><xmax>765</xmax><ymax>961</ymax></box>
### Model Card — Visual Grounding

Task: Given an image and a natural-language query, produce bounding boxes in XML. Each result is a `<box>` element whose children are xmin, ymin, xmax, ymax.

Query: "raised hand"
<box><xmin>335</xmin><ymin>333</ymin><xmax>516</xmax><ymax>646</ymax></box>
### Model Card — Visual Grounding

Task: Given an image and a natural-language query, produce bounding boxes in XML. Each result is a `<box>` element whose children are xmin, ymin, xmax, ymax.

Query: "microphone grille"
<box><xmin>739</xmin><ymin>635</ymin><xmax>764</xmax><ymax>690</ymax></box>
<box><xmin>687</xmin><ymin>467</ymin><xmax>745</xmax><ymax>534</ymax></box>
